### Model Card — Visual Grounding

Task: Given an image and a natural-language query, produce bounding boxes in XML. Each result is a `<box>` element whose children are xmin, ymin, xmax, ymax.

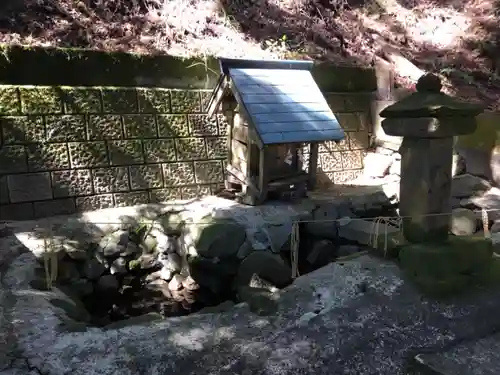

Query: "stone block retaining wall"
<box><xmin>0</xmin><ymin>85</ymin><xmax>373</xmax><ymax>220</ymax></box>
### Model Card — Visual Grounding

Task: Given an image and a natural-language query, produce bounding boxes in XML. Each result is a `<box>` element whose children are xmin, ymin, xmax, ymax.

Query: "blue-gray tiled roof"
<box><xmin>223</xmin><ymin>60</ymin><xmax>345</xmax><ymax>145</ymax></box>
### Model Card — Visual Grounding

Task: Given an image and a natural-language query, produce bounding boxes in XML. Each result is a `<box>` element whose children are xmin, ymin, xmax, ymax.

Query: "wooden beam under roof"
<box><xmin>206</xmin><ymin>74</ymin><xmax>230</xmax><ymax>118</ymax></box>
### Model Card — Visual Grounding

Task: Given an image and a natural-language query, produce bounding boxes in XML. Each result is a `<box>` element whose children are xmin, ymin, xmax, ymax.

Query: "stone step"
<box><xmin>413</xmin><ymin>332</ymin><xmax>500</xmax><ymax>375</ymax></box>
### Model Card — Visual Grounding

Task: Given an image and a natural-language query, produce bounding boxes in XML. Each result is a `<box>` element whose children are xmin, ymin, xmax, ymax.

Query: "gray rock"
<box><xmin>159</xmin><ymin>267</ymin><xmax>173</xmax><ymax>281</ymax></box>
<box><xmin>62</xmin><ymin>241</ymin><xmax>89</xmax><ymax>261</ymax></box>
<box><xmin>145</xmin><ymin>278</ymin><xmax>169</xmax><ymax>294</ymax></box>
<box><xmin>145</xmin><ymin>270</ymin><xmax>161</xmax><ymax>282</ymax></box>
<box><xmin>451</xmin><ymin>208</ymin><xmax>478</xmax><ymax>236</ymax></box>
<box><xmin>337</xmin><ymin>245</ymin><xmax>362</xmax><ymax>258</ymax></box>
<box><xmin>197</xmin><ymin>300</ymin><xmax>235</xmax><ymax>315</ymax></box>
<box><xmin>140</xmin><ymin>235</ymin><xmax>158</xmax><ymax>254</ymax></box>
<box><xmin>305</xmin><ymin>203</ymin><xmax>341</xmax><ymax>239</ymax></box>
<box><xmin>452</xmin><ymin>152</ymin><xmax>466</xmax><ymax>176</ymax></box>
<box><xmin>338</xmin><ymin>219</ymin><xmax>400</xmax><ymax>247</ymax></box>
<box><xmin>99</xmin><ymin>230</ymin><xmax>129</xmax><ymax>257</ymax></box>
<box><xmin>157</xmin><ymin>211</ymin><xmax>186</xmax><ymax>235</ymax></box>
<box><xmin>306</xmin><ymin>239</ymin><xmax>335</xmax><ymax>268</ymax></box>
<box><xmin>389</xmin><ymin>157</ymin><xmax>401</xmax><ymax>176</ymax></box>
<box><xmin>237</xmin><ymin>286</ymin><xmax>279</xmax><ymax>316</ymax></box>
<box><xmin>249</xmin><ymin>274</ymin><xmax>279</xmax><ymax>293</ymax></box>
<box><xmin>96</xmin><ymin>275</ymin><xmax>119</xmax><ymax>292</ymax></box>
<box><xmin>491</xmin><ymin>220</ymin><xmax>500</xmax><ymax>234</ymax></box>
<box><xmin>81</xmin><ymin>259</ymin><xmax>106</xmax><ymax>280</ymax></box>
<box><xmin>135</xmin><ymin>254</ymin><xmax>158</xmax><ymax>270</ymax></box>
<box><xmin>461</xmin><ymin>187</ymin><xmax>500</xmax><ymax>221</ymax></box>
<box><xmin>182</xmin><ymin>276</ymin><xmax>200</xmax><ymax>291</ymax></box>
<box><xmin>235</xmin><ymin>251</ymin><xmax>292</xmax><ymax>289</ymax></box>
<box><xmin>491</xmin><ymin>153</ymin><xmax>500</xmax><ymax>187</ymax></box>
<box><xmin>159</xmin><ymin>252</ymin><xmax>183</xmax><ymax>273</ymax></box>
<box><xmin>450</xmin><ymin>196</ymin><xmax>461</xmax><ymax>209</ymax></box>
<box><xmin>110</xmin><ymin>258</ymin><xmax>127</xmax><ymax>275</ymax></box>
<box><xmin>185</xmin><ymin>216</ymin><xmax>246</xmax><ymax>258</ymax></box>
<box><xmin>414</xmin><ymin>331</ymin><xmax>500</xmax><ymax>375</ymax></box>
<box><xmin>8</xmin><ymin>248</ymin><xmax>500</xmax><ymax>375</ymax></box>
<box><xmin>363</xmin><ymin>151</ymin><xmax>394</xmax><ymax>177</ymax></box>
<box><xmin>47</xmin><ymin>293</ymin><xmax>91</xmax><ymax>323</ymax></box>
<box><xmin>455</xmin><ymin>146</ymin><xmax>493</xmax><ymax>181</ymax></box>
<box><xmin>152</xmin><ymin>230</ymin><xmax>179</xmax><ymax>254</ymax></box>
<box><xmin>236</xmin><ymin>241</ymin><xmax>253</xmax><ymax>259</ymax></box>
<box><xmin>72</xmin><ymin>279</ymin><xmax>93</xmax><ymax>297</ymax></box>
<box><xmin>94</xmin><ymin>251</ymin><xmax>110</xmax><ymax>268</ymax></box>
<box><xmin>351</xmin><ymin>190</ymin><xmax>392</xmax><ymax>214</ymax></box>
<box><xmin>490</xmin><ymin>221</ymin><xmax>500</xmax><ymax>253</ymax></box>
<box><xmin>118</xmin><ymin>215</ymin><xmax>139</xmax><ymax>231</ymax></box>
<box><xmin>103</xmin><ymin>313</ymin><xmax>163</xmax><ymax>331</ymax></box>
<box><xmin>57</xmin><ymin>260</ymin><xmax>81</xmax><ymax>283</ymax></box>
<box><xmin>451</xmin><ymin>173</ymin><xmax>491</xmax><ymax>198</ymax></box>
<box><xmin>168</xmin><ymin>274</ymin><xmax>184</xmax><ymax>291</ymax></box>
<box><xmin>265</xmin><ymin>222</ymin><xmax>299</xmax><ymax>253</ymax></box>
<box><xmin>119</xmin><ymin>241</ymin><xmax>140</xmax><ymax>257</ymax></box>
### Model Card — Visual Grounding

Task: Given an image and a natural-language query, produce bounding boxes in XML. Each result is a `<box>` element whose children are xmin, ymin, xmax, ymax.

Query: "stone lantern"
<box><xmin>380</xmin><ymin>74</ymin><xmax>484</xmax><ymax>243</ymax></box>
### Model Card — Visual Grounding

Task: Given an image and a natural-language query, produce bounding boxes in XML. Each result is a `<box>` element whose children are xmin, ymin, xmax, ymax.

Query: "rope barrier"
<box><xmin>290</xmin><ymin>222</ymin><xmax>300</xmax><ymax>279</ymax></box>
<box><xmin>289</xmin><ymin>207</ymin><xmax>495</xmax><ymax>279</ymax></box>
<box><xmin>482</xmin><ymin>208</ymin><xmax>490</xmax><ymax>238</ymax></box>
<box><xmin>292</xmin><ymin>207</ymin><xmax>500</xmax><ymax>224</ymax></box>
<box><xmin>2</xmin><ymin>207</ymin><xmax>500</xmax><ymax>227</ymax></box>
<box><xmin>3</xmin><ymin>206</ymin><xmax>499</xmax><ymax>285</ymax></box>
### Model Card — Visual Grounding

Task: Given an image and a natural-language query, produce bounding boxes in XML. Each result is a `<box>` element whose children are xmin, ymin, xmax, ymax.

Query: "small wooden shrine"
<box><xmin>206</xmin><ymin>58</ymin><xmax>345</xmax><ymax>205</ymax></box>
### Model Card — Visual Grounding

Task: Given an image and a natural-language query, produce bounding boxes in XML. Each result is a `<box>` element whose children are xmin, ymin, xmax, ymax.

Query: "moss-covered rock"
<box><xmin>237</xmin><ymin>286</ymin><xmax>279</xmax><ymax>316</ymax></box>
<box><xmin>400</xmin><ymin>236</ymin><xmax>492</xmax><ymax>278</ymax></box>
<box><xmin>399</xmin><ymin>236</ymin><xmax>493</xmax><ymax>296</ymax></box>
<box><xmin>187</xmin><ymin>215</ymin><xmax>246</xmax><ymax>258</ymax></box>
<box><xmin>157</xmin><ymin>211</ymin><xmax>186</xmax><ymax>235</ymax></box>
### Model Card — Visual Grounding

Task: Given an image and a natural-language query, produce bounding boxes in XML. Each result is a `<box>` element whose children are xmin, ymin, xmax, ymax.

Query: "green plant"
<box><xmin>128</xmin><ymin>259</ymin><xmax>141</xmax><ymax>270</ymax></box>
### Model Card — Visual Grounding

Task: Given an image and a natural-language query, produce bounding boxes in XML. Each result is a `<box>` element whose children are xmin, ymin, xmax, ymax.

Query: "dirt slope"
<box><xmin>0</xmin><ymin>0</ymin><xmax>499</xmax><ymax>107</ymax></box>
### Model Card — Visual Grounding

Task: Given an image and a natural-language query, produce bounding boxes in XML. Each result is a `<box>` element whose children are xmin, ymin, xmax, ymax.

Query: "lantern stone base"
<box><xmin>399</xmin><ymin>236</ymin><xmax>493</xmax><ymax>296</ymax></box>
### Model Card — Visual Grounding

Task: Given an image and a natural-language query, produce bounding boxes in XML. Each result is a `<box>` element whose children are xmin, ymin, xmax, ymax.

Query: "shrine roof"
<box><xmin>207</xmin><ymin>58</ymin><xmax>345</xmax><ymax>146</ymax></box>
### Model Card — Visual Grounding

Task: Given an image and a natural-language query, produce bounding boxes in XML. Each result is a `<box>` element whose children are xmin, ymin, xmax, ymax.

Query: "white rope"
<box><xmin>42</xmin><ymin>227</ymin><xmax>58</xmax><ymax>290</ymax></box>
<box><xmin>369</xmin><ymin>216</ymin><xmax>403</xmax><ymax>258</ymax></box>
<box><xmin>482</xmin><ymin>208</ymin><xmax>490</xmax><ymax>239</ymax></box>
<box><xmin>291</xmin><ymin>221</ymin><xmax>300</xmax><ymax>279</ymax></box>
<box><xmin>3</xmin><ymin>207</ymin><xmax>500</xmax><ymax>227</ymax></box>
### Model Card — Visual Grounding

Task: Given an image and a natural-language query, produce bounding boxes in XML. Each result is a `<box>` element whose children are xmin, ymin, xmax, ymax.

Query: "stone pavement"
<box><xmin>2</xmin><ymin>248</ymin><xmax>500</xmax><ymax>375</ymax></box>
<box><xmin>414</xmin><ymin>331</ymin><xmax>500</xmax><ymax>375</ymax></box>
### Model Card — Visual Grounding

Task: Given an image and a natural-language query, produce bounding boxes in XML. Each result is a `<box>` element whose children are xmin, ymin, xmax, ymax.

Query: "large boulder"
<box><xmin>451</xmin><ymin>173</ymin><xmax>491</xmax><ymax>198</ymax></box>
<box><xmin>157</xmin><ymin>211</ymin><xmax>187</xmax><ymax>235</ymax></box>
<box><xmin>461</xmin><ymin>187</ymin><xmax>500</xmax><ymax>221</ymax></box>
<box><xmin>450</xmin><ymin>208</ymin><xmax>478</xmax><ymax>236</ymax></box>
<box><xmin>184</xmin><ymin>215</ymin><xmax>246</xmax><ymax>258</ymax></box>
<box><xmin>234</xmin><ymin>251</ymin><xmax>292</xmax><ymax>289</ymax></box>
<box><xmin>338</xmin><ymin>218</ymin><xmax>405</xmax><ymax>258</ymax></box>
<box><xmin>305</xmin><ymin>202</ymin><xmax>352</xmax><ymax>239</ymax></box>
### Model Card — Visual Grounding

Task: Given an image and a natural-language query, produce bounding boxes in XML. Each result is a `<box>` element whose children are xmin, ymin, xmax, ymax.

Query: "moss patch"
<box><xmin>399</xmin><ymin>236</ymin><xmax>495</xmax><ymax>297</ymax></box>
<box><xmin>0</xmin><ymin>45</ymin><xmax>377</xmax><ymax>91</ymax></box>
<box><xmin>0</xmin><ymin>45</ymin><xmax>221</xmax><ymax>89</ymax></box>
